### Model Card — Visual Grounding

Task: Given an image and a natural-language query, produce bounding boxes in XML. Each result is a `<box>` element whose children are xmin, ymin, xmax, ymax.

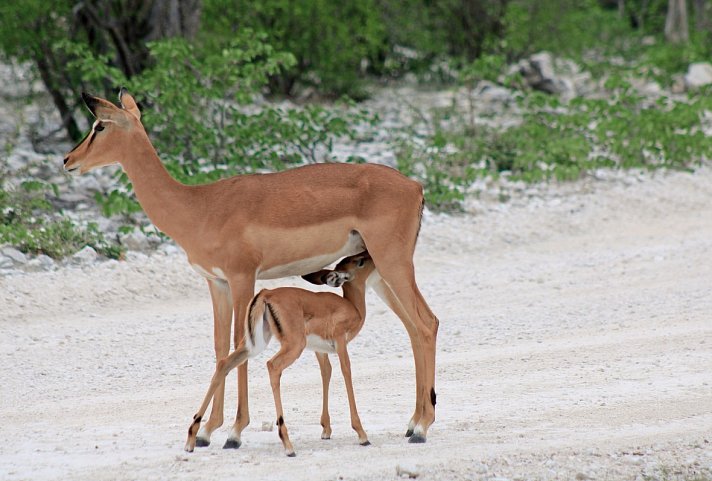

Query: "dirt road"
<box><xmin>1</xmin><ymin>168</ymin><xmax>711</xmax><ymax>480</ymax></box>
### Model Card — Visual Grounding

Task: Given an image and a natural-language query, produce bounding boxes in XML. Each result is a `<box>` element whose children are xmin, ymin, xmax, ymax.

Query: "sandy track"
<box><xmin>1</xmin><ymin>168</ymin><xmax>711</xmax><ymax>481</ymax></box>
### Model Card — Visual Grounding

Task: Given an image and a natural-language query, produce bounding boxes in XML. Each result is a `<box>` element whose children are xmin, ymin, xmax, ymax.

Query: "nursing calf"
<box><xmin>185</xmin><ymin>252</ymin><xmax>375</xmax><ymax>456</ymax></box>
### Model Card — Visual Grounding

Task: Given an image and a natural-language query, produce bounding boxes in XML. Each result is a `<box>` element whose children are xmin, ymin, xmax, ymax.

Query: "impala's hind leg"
<box><xmin>370</xmin><ymin>273</ymin><xmax>425</xmax><ymax>437</ymax></box>
<box><xmin>195</xmin><ymin>279</ymin><xmax>232</xmax><ymax>447</ymax></box>
<box><xmin>267</xmin><ymin>341</ymin><xmax>306</xmax><ymax>457</ymax></box>
<box><xmin>335</xmin><ymin>337</ymin><xmax>369</xmax><ymax>446</ymax></box>
<box><xmin>362</xmin><ymin>236</ymin><xmax>439</xmax><ymax>443</ymax></box>
<box><xmin>315</xmin><ymin>352</ymin><xmax>333</xmax><ymax>439</ymax></box>
<box><xmin>185</xmin><ymin>344</ymin><xmax>250</xmax><ymax>452</ymax></box>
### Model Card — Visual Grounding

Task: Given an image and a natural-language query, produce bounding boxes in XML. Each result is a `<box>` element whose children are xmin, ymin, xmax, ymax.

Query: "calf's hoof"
<box><xmin>194</xmin><ymin>437</ymin><xmax>210</xmax><ymax>448</ymax></box>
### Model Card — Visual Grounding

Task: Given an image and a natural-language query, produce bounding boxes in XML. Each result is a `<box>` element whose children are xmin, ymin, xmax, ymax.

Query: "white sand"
<box><xmin>1</xmin><ymin>167</ymin><xmax>711</xmax><ymax>480</ymax></box>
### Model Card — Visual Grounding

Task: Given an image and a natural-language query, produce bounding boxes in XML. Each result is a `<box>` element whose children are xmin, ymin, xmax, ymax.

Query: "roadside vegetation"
<box><xmin>1</xmin><ymin>0</ymin><xmax>711</xmax><ymax>256</ymax></box>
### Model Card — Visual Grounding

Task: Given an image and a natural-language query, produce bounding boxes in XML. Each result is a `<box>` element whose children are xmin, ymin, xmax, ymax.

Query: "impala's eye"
<box><xmin>95</xmin><ymin>123</ymin><xmax>105</xmax><ymax>132</ymax></box>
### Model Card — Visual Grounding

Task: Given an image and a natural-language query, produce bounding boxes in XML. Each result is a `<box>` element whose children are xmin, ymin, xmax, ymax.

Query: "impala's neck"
<box><xmin>118</xmin><ymin>136</ymin><xmax>200</xmax><ymax>244</ymax></box>
<box><xmin>342</xmin><ymin>280</ymin><xmax>368</xmax><ymax>321</ymax></box>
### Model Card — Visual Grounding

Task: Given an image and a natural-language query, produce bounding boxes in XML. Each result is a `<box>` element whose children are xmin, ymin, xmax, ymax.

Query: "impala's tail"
<box><xmin>245</xmin><ymin>290</ymin><xmax>273</xmax><ymax>356</ymax></box>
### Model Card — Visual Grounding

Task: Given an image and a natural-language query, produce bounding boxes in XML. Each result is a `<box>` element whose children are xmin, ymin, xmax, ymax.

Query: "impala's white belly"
<box><xmin>257</xmin><ymin>230</ymin><xmax>365</xmax><ymax>279</ymax></box>
<box><xmin>306</xmin><ymin>334</ymin><xmax>336</xmax><ymax>353</ymax></box>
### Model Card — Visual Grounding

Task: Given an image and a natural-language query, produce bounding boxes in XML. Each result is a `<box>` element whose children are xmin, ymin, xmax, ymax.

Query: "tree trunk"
<box><xmin>34</xmin><ymin>42</ymin><xmax>81</xmax><ymax>141</ymax></box>
<box><xmin>618</xmin><ymin>0</ymin><xmax>625</xmax><ymax>18</ymax></box>
<box><xmin>665</xmin><ymin>0</ymin><xmax>689</xmax><ymax>43</ymax></box>
<box><xmin>148</xmin><ymin>0</ymin><xmax>202</xmax><ymax>40</ymax></box>
<box><xmin>693</xmin><ymin>0</ymin><xmax>709</xmax><ymax>31</ymax></box>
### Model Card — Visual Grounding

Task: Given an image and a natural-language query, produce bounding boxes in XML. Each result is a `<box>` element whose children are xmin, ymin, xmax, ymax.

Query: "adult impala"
<box><xmin>63</xmin><ymin>89</ymin><xmax>439</xmax><ymax>446</ymax></box>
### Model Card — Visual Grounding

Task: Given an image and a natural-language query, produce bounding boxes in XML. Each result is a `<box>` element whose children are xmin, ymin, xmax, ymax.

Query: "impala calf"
<box><xmin>186</xmin><ymin>252</ymin><xmax>375</xmax><ymax>456</ymax></box>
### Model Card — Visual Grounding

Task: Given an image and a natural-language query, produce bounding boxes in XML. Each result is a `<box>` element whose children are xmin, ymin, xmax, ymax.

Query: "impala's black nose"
<box><xmin>63</xmin><ymin>157</ymin><xmax>69</xmax><ymax>165</ymax></box>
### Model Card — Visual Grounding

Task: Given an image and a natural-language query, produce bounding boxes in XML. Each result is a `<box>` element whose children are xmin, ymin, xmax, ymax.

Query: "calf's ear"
<box><xmin>302</xmin><ymin>269</ymin><xmax>331</xmax><ymax>286</ymax></box>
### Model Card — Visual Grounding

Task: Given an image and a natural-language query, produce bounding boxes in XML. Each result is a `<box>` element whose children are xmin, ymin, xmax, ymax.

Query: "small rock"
<box><xmin>261</xmin><ymin>421</ymin><xmax>273</xmax><ymax>432</ymax></box>
<box><xmin>671</xmin><ymin>75</ymin><xmax>686</xmax><ymax>94</ymax></box>
<box><xmin>684</xmin><ymin>62</ymin><xmax>712</xmax><ymax>90</ymax></box>
<box><xmin>396</xmin><ymin>464</ymin><xmax>419</xmax><ymax>479</ymax></box>
<box><xmin>576</xmin><ymin>473</ymin><xmax>593</xmax><ymax>480</ymax></box>
<box><xmin>26</xmin><ymin>255</ymin><xmax>55</xmax><ymax>272</ymax></box>
<box><xmin>2</xmin><ymin>247</ymin><xmax>28</xmax><ymax>265</ymax></box>
<box><xmin>119</xmin><ymin>230</ymin><xmax>151</xmax><ymax>251</ymax></box>
<box><xmin>160</xmin><ymin>244</ymin><xmax>181</xmax><ymax>256</ymax></box>
<box><xmin>72</xmin><ymin>246</ymin><xmax>98</xmax><ymax>264</ymax></box>
<box><xmin>0</xmin><ymin>256</ymin><xmax>14</xmax><ymax>269</ymax></box>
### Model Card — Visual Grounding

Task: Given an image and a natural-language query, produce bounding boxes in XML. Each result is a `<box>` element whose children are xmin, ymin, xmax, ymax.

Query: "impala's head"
<box><xmin>63</xmin><ymin>89</ymin><xmax>144</xmax><ymax>174</ymax></box>
<box><xmin>302</xmin><ymin>252</ymin><xmax>374</xmax><ymax>288</ymax></box>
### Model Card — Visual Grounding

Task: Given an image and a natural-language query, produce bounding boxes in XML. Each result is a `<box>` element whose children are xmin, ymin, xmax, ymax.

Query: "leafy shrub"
<box><xmin>202</xmin><ymin>0</ymin><xmax>386</xmax><ymax>98</ymax></box>
<box><xmin>397</xmin><ymin>76</ymin><xmax>712</xmax><ymax>211</ymax></box>
<box><xmin>0</xmin><ymin>181</ymin><xmax>123</xmax><ymax>259</ymax></box>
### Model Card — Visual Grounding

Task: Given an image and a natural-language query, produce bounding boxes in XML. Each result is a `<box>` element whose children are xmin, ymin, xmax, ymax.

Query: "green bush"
<box><xmin>397</xmin><ymin>78</ymin><xmax>712</xmax><ymax>211</ymax></box>
<box><xmin>202</xmin><ymin>0</ymin><xmax>386</xmax><ymax>98</ymax></box>
<box><xmin>0</xmin><ymin>181</ymin><xmax>123</xmax><ymax>259</ymax></box>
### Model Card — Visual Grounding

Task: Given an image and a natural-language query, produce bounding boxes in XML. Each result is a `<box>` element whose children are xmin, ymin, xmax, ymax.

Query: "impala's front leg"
<box><xmin>195</xmin><ymin>279</ymin><xmax>233</xmax><ymax>447</ymax></box>
<box><xmin>224</xmin><ymin>272</ymin><xmax>256</xmax><ymax>449</ymax></box>
<box><xmin>315</xmin><ymin>352</ymin><xmax>332</xmax><ymax>439</ymax></box>
<box><xmin>335</xmin><ymin>338</ymin><xmax>369</xmax><ymax>446</ymax></box>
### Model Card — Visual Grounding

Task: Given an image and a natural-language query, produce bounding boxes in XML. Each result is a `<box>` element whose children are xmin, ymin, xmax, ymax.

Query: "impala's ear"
<box><xmin>325</xmin><ymin>271</ymin><xmax>351</xmax><ymax>287</ymax></box>
<box><xmin>82</xmin><ymin>92</ymin><xmax>121</xmax><ymax>120</ymax></box>
<box><xmin>119</xmin><ymin>87</ymin><xmax>141</xmax><ymax>120</ymax></box>
<box><xmin>302</xmin><ymin>269</ymin><xmax>331</xmax><ymax>286</ymax></box>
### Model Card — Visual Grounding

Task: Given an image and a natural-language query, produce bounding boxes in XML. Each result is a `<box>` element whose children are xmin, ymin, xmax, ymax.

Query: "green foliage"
<box><xmin>202</xmin><ymin>0</ymin><xmax>386</xmax><ymax>97</ymax></box>
<box><xmin>501</xmin><ymin>0</ymin><xmax>630</xmax><ymax>60</ymax></box>
<box><xmin>397</xmin><ymin>78</ymin><xmax>712</xmax><ymax>211</ymax></box>
<box><xmin>0</xmin><ymin>181</ymin><xmax>123</xmax><ymax>259</ymax></box>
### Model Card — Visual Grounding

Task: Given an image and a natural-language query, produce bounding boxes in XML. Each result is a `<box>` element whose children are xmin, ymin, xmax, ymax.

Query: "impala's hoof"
<box><xmin>360</xmin><ymin>440</ymin><xmax>371</xmax><ymax>446</ymax></box>
<box><xmin>404</xmin><ymin>428</ymin><xmax>414</xmax><ymax>438</ymax></box>
<box><xmin>321</xmin><ymin>434</ymin><xmax>331</xmax><ymax>440</ymax></box>
<box><xmin>287</xmin><ymin>451</ymin><xmax>296</xmax><ymax>457</ymax></box>
<box><xmin>223</xmin><ymin>438</ymin><xmax>242</xmax><ymax>449</ymax></box>
<box><xmin>195</xmin><ymin>437</ymin><xmax>210</xmax><ymax>448</ymax></box>
<box><xmin>408</xmin><ymin>433</ymin><xmax>426</xmax><ymax>444</ymax></box>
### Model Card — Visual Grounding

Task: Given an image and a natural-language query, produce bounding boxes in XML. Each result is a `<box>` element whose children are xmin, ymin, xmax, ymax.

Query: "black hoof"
<box><xmin>360</xmin><ymin>440</ymin><xmax>371</xmax><ymax>446</ymax></box>
<box><xmin>223</xmin><ymin>439</ymin><xmax>242</xmax><ymax>449</ymax></box>
<box><xmin>195</xmin><ymin>438</ymin><xmax>210</xmax><ymax>448</ymax></box>
<box><xmin>287</xmin><ymin>452</ymin><xmax>296</xmax><ymax>457</ymax></box>
<box><xmin>404</xmin><ymin>428</ymin><xmax>414</xmax><ymax>438</ymax></box>
<box><xmin>408</xmin><ymin>434</ymin><xmax>426</xmax><ymax>444</ymax></box>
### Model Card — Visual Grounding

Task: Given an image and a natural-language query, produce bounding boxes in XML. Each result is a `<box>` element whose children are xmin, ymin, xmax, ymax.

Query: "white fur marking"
<box><xmin>247</xmin><ymin>315</ymin><xmax>271</xmax><ymax>358</ymax></box>
<box><xmin>196</xmin><ymin>424</ymin><xmax>211</xmax><ymax>441</ymax></box>
<box><xmin>191</xmin><ymin>263</ymin><xmax>228</xmax><ymax>283</ymax></box>
<box><xmin>226</xmin><ymin>425</ymin><xmax>241</xmax><ymax>442</ymax></box>
<box><xmin>306</xmin><ymin>334</ymin><xmax>336</xmax><ymax>354</ymax></box>
<box><xmin>212</xmin><ymin>267</ymin><xmax>227</xmax><ymax>280</ymax></box>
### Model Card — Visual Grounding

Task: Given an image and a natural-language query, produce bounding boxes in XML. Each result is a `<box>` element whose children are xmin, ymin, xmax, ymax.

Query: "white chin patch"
<box><xmin>66</xmin><ymin>167</ymin><xmax>82</xmax><ymax>177</ymax></box>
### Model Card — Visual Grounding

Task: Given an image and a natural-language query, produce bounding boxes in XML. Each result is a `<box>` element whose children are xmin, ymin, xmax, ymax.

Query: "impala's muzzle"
<box><xmin>63</xmin><ymin>156</ymin><xmax>82</xmax><ymax>175</ymax></box>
